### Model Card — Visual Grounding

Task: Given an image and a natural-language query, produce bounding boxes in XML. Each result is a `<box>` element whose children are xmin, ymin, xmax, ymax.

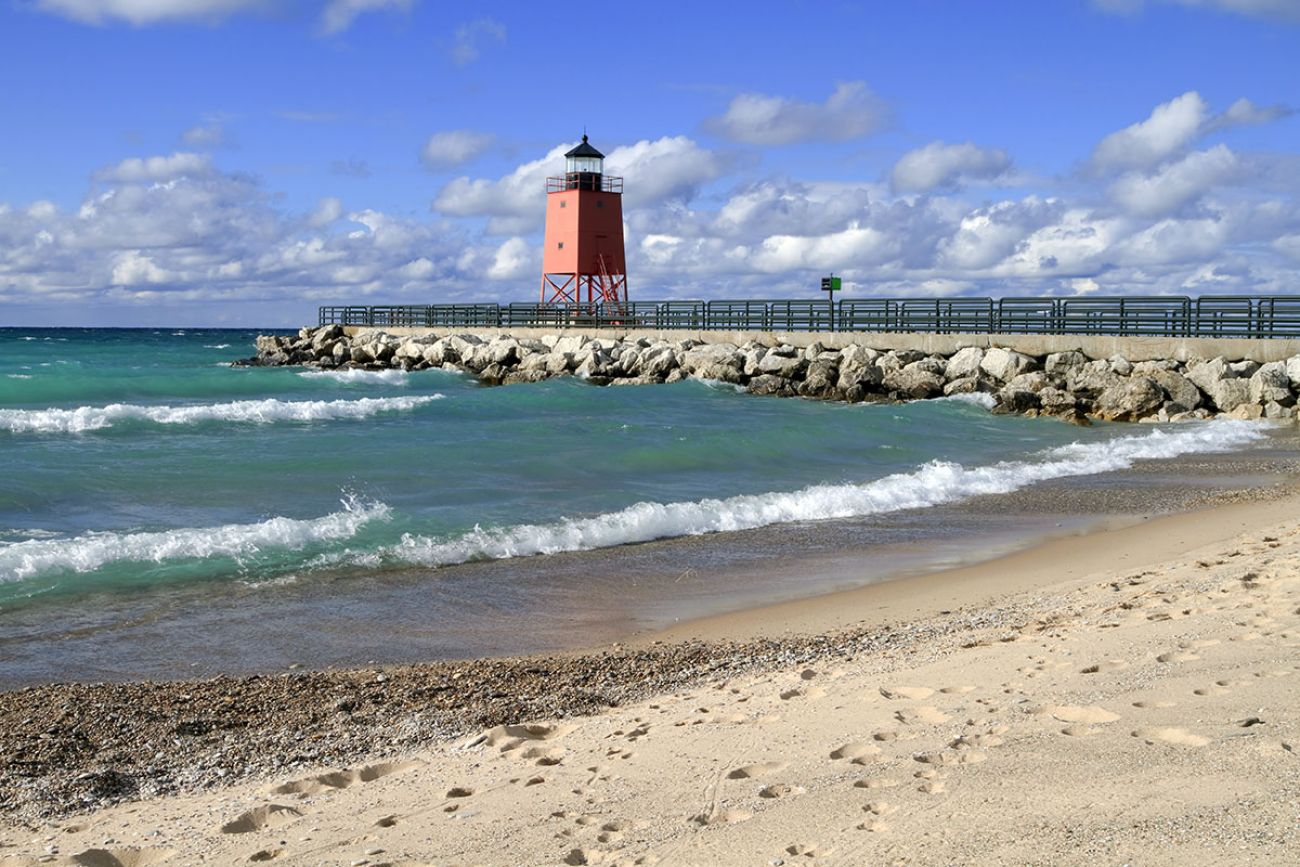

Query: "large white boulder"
<box><xmin>979</xmin><ymin>347</ymin><xmax>1038</xmax><ymax>382</ymax></box>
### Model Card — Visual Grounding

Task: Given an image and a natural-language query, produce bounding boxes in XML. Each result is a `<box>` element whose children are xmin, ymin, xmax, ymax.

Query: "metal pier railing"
<box><xmin>317</xmin><ymin>296</ymin><xmax>1300</xmax><ymax>339</ymax></box>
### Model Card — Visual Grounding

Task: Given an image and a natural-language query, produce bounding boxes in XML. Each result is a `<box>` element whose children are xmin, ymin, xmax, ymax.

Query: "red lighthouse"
<box><xmin>540</xmin><ymin>135</ymin><xmax>628</xmax><ymax>307</ymax></box>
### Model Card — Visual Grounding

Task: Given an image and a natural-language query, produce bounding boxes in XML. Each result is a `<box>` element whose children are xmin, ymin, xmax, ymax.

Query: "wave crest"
<box><xmin>378</xmin><ymin>421</ymin><xmax>1266</xmax><ymax>569</ymax></box>
<box><xmin>0</xmin><ymin>497</ymin><xmax>390</xmax><ymax>583</ymax></box>
<box><xmin>0</xmin><ymin>395</ymin><xmax>443</xmax><ymax>434</ymax></box>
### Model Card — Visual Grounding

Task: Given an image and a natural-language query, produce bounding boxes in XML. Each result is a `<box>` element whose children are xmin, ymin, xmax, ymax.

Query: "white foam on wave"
<box><xmin>204</xmin><ymin>343</ymin><xmax>232</xmax><ymax>349</ymax></box>
<box><xmin>377</xmin><ymin>421</ymin><xmax>1267</xmax><ymax>570</ymax></box>
<box><xmin>0</xmin><ymin>394</ymin><xmax>443</xmax><ymax>434</ymax></box>
<box><xmin>931</xmin><ymin>392</ymin><xmax>998</xmax><ymax>410</ymax></box>
<box><xmin>0</xmin><ymin>497</ymin><xmax>390</xmax><ymax>583</ymax></box>
<box><xmin>298</xmin><ymin>368</ymin><xmax>411</xmax><ymax>385</ymax></box>
<box><xmin>5</xmin><ymin>374</ymin><xmax>33</xmax><ymax>380</ymax></box>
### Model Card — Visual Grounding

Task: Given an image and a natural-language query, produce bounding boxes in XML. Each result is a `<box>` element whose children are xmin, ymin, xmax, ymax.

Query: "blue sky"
<box><xmin>1</xmin><ymin>0</ymin><xmax>1298</xmax><ymax>326</ymax></box>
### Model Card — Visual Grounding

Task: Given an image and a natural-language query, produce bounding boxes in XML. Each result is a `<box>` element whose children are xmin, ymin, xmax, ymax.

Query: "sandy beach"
<box><xmin>2</xmin><ymin>489</ymin><xmax>1297</xmax><ymax>866</ymax></box>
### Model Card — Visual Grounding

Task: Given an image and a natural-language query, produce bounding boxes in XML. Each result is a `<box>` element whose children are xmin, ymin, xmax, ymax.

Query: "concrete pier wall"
<box><xmin>344</xmin><ymin>326</ymin><xmax>1300</xmax><ymax>364</ymax></box>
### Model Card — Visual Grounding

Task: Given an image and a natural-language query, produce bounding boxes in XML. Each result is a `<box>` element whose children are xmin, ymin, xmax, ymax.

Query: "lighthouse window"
<box><xmin>559</xmin><ymin>201</ymin><xmax>566</xmax><ymax>208</ymax></box>
<box><xmin>557</xmin><ymin>242</ymin><xmax>564</xmax><ymax>249</ymax></box>
<box><xmin>596</xmin><ymin>200</ymin><xmax>603</xmax><ymax>208</ymax></box>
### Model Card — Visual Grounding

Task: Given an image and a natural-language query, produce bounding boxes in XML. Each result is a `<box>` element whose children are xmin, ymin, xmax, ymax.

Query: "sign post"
<box><xmin>820</xmin><ymin>274</ymin><xmax>841</xmax><ymax>332</ymax></box>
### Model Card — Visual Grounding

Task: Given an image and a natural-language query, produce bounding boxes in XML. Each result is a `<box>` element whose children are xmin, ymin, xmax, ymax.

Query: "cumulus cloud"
<box><xmin>449</xmin><ymin>17</ymin><xmax>506</xmax><ymax>65</ymax></box>
<box><xmin>1093</xmin><ymin>91</ymin><xmax>1292</xmax><ymax>174</ymax></box>
<box><xmin>1108</xmin><ymin>145</ymin><xmax>1241</xmax><ymax>216</ymax></box>
<box><xmin>890</xmin><ymin>141</ymin><xmax>1013</xmax><ymax>193</ymax></box>
<box><xmin>318</xmin><ymin>0</ymin><xmax>412</xmax><ymax>36</ymax></box>
<box><xmin>35</xmin><ymin>0</ymin><xmax>266</xmax><ymax>26</ymax></box>
<box><xmin>1092</xmin><ymin>92</ymin><xmax>1209</xmax><ymax>172</ymax></box>
<box><xmin>96</xmin><ymin>152</ymin><xmax>211</xmax><ymax>183</ymax></box>
<box><xmin>706</xmin><ymin>81</ymin><xmax>886</xmax><ymax>146</ymax></box>
<box><xmin>433</xmin><ymin>136</ymin><xmax>730</xmax><ymax>234</ymax></box>
<box><xmin>421</xmin><ymin>130</ymin><xmax>495</xmax><ymax>167</ymax></box>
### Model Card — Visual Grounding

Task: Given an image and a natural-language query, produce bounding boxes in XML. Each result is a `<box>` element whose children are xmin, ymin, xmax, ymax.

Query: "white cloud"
<box><xmin>706</xmin><ymin>81</ymin><xmax>886</xmax><ymax>146</ymax></box>
<box><xmin>35</xmin><ymin>0</ymin><xmax>266</xmax><ymax>26</ymax></box>
<box><xmin>421</xmin><ymin>130</ymin><xmax>495</xmax><ymax>167</ymax></box>
<box><xmin>318</xmin><ymin>0</ymin><xmax>412</xmax><ymax>36</ymax></box>
<box><xmin>1092</xmin><ymin>91</ymin><xmax>1292</xmax><ymax>175</ymax></box>
<box><xmin>486</xmin><ymin>237</ymin><xmax>535</xmax><ymax>280</ymax></box>
<box><xmin>890</xmin><ymin>141</ymin><xmax>1012</xmax><ymax>193</ymax></box>
<box><xmin>308</xmin><ymin>197</ymin><xmax>344</xmax><ymax>228</ymax></box>
<box><xmin>1092</xmin><ymin>91</ymin><xmax>1209</xmax><ymax>171</ymax></box>
<box><xmin>181</xmin><ymin>122</ymin><xmax>228</xmax><ymax>148</ymax></box>
<box><xmin>1206</xmin><ymin>97</ymin><xmax>1294</xmax><ymax>131</ymax></box>
<box><xmin>433</xmin><ymin>136</ymin><xmax>729</xmax><ymax>234</ymax></box>
<box><xmin>1108</xmin><ymin>145</ymin><xmax>1241</xmax><ymax>216</ymax></box>
<box><xmin>96</xmin><ymin>152</ymin><xmax>211</xmax><ymax>183</ymax></box>
<box><xmin>110</xmin><ymin>250</ymin><xmax>170</xmax><ymax>285</ymax></box>
<box><xmin>450</xmin><ymin>17</ymin><xmax>506</xmax><ymax>65</ymax></box>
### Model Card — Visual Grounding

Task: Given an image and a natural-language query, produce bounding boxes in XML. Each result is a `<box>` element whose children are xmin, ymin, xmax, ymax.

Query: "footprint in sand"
<box><xmin>1060</xmin><ymin>725</ymin><xmax>1100</xmax><ymax>738</ymax></box>
<box><xmin>854</xmin><ymin>777</ymin><xmax>900</xmax><ymax>789</ymax></box>
<box><xmin>872</xmin><ymin>729</ymin><xmax>915</xmax><ymax>742</ymax></box>
<box><xmin>522</xmin><ymin>745</ymin><xmax>566</xmax><ymax>766</ymax></box>
<box><xmin>786</xmin><ymin>841</ymin><xmax>832</xmax><ymax>856</ymax></box>
<box><xmin>483</xmin><ymin>722</ymin><xmax>576</xmax><ymax>755</ymax></box>
<box><xmin>830</xmin><ymin>741</ymin><xmax>883</xmax><ymax>763</ymax></box>
<box><xmin>445</xmin><ymin>786</ymin><xmax>475</xmax><ymax>798</ymax></box>
<box><xmin>856</xmin><ymin>820</ymin><xmax>890</xmax><ymax>833</ymax></box>
<box><xmin>1080</xmin><ymin>660</ymin><xmax>1130</xmax><ymax>674</ymax></box>
<box><xmin>918</xmin><ymin>780</ymin><xmax>946</xmax><ymax>794</ymax></box>
<box><xmin>692</xmin><ymin>809</ymin><xmax>751</xmax><ymax>826</ymax></box>
<box><xmin>862</xmin><ymin>801</ymin><xmax>897</xmax><ymax>816</ymax></box>
<box><xmin>759</xmin><ymin>783</ymin><xmax>806</xmax><ymax>799</ymax></box>
<box><xmin>949</xmin><ymin>731</ymin><xmax>1004</xmax><ymax>749</ymax></box>
<box><xmin>939</xmin><ymin>686</ymin><xmax>976</xmax><ymax>695</ymax></box>
<box><xmin>219</xmin><ymin>805</ymin><xmax>303</xmax><ymax>835</ymax></box>
<box><xmin>1047</xmin><ymin>705</ymin><xmax>1121</xmax><ymax>725</ymax></box>
<box><xmin>894</xmin><ymin>706</ymin><xmax>949</xmax><ymax>725</ymax></box>
<box><xmin>779</xmin><ymin>686</ymin><xmax>827</xmax><ymax>701</ymax></box>
<box><xmin>1156</xmin><ymin>651</ymin><xmax>1200</xmax><ymax>663</ymax></box>
<box><xmin>271</xmin><ymin>760</ymin><xmax>422</xmax><ymax>797</ymax></box>
<box><xmin>1132</xmin><ymin>700</ymin><xmax>1177</xmax><ymax>709</ymax></box>
<box><xmin>1132</xmin><ymin>727</ymin><xmax>1210</xmax><ymax>747</ymax></box>
<box><xmin>69</xmin><ymin>848</ymin><xmax>176</xmax><ymax>867</ymax></box>
<box><xmin>728</xmin><ymin>761</ymin><xmax>788</xmax><ymax>780</ymax></box>
<box><xmin>879</xmin><ymin>686</ymin><xmax>934</xmax><ymax>701</ymax></box>
<box><xmin>914</xmin><ymin>750</ymin><xmax>986</xmax><ymax>766</ymax></box>
<box><xmin>247</xmin><ymin>849</ymin><xmax>282</xmax><ymax>862</ymax></box>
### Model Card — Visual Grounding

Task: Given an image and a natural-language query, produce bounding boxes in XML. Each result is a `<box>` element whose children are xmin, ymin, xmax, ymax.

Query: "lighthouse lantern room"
<box><xmin>541</xmin><ymin>135</ymin><xmax>628</xmax><ymax>307</ymax></box>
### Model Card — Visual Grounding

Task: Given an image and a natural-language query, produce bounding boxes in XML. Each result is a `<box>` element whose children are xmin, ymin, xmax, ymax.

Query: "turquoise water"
<box><xmin>0</xmin><ymin>328</ymin><xmax>1279</xmax><ymax>682</ymax></box>
<box><xmin>0</xmin><ymin>327</ymin><xmax>1273</xmax><ymax>606</ymax></box>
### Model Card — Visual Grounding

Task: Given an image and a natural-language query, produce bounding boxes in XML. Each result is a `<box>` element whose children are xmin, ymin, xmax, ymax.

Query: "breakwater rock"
<box><xmin>240</xmin><ymin>326</ymin><xmax>1300</xmax><ymax>424</ymax></box>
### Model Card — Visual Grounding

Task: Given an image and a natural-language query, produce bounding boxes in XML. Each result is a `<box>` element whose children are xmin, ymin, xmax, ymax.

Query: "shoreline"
<box><xmin>3</xmin><ymin>484</ymin><xmax>1297</xmax><ymax>829</ymax></box>
<box><xmin>644</xmin><ymin>485</ymin><xmax>1300</xmax><ymax>647</ymax></box>
<box><xmin>1</xmin><ymin>484</ymin><xmax>1295</xmax><ymax>865</ymax></box>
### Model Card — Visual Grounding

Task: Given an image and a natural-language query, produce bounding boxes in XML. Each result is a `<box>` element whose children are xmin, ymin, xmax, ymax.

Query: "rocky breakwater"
<box><xmin>241</xmin><ymin>325</ymin><xmax>1300</xmax><ymax>424</ymax></box>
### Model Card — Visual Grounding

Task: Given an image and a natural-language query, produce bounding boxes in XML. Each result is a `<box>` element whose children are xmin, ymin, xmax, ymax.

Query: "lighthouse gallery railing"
<box><xmin>318</xmin><ymin>296</ymin><xmax>1300</xmax><ymax>339</ymax></box>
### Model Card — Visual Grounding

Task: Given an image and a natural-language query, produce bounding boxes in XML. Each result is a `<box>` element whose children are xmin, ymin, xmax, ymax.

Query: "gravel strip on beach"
<box><xmin>0</xmin><ymin>600</ymin><xmax>1032</xmax><ymax>828</ymax></box>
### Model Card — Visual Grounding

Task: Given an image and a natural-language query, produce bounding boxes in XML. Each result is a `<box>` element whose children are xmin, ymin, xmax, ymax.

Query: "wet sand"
<box><xmin>1</xmin><ymin>487</ymin><xmax>1297</xmax><ymax>864</ymax></box>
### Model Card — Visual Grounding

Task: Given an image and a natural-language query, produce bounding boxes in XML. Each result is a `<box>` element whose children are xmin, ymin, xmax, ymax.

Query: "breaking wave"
<box><xmin>297</xmin><ymin>368</ymin><xmax>411</xmax><ymax>385</ymax></box>
<box><xmin>368</xmin><ymin>420</ymin><xmax>1266</xmax><ymax>569</ymax></box>
<box><xmin>0</xmin><ymin>395</ymin><xmax>443</xmax><ymax>434</ymax></box>
<box><xmin>0</xmin><ymin>497</ymin><xmax>390</xmax><ymax>583</ymax></box>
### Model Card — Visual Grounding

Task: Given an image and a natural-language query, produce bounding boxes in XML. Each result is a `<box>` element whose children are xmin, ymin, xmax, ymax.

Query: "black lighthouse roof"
<box><xmin>565</xmin><ymin>134</ymin><xmax>604</xmax><ymax>159</ymax></box>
